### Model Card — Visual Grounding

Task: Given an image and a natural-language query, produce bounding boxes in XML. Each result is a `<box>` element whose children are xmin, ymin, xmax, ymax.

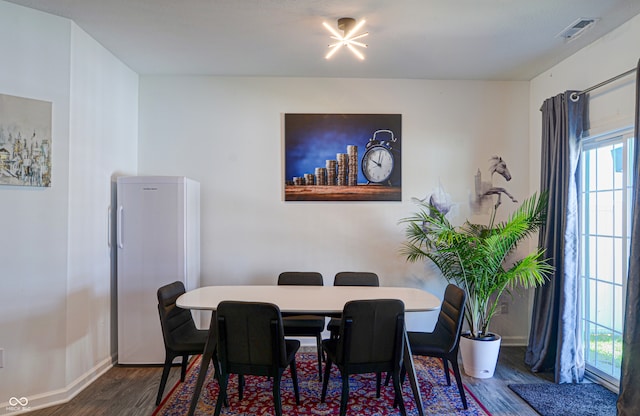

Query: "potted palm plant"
<box><xmin>400</xmin><ymin>192</ymin><xmax>553</xmax><ymax>378</ymax></box>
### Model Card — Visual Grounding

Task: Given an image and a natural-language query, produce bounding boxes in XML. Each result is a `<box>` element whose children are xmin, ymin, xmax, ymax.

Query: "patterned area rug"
<box><xmin>153</xmin><ymin>352</ymin><xmax>491</xmax><ymax>416</ymax></box>
<box><xmin>508</xmin><ymin>382</ymin><xmax>617</xmax><ymax>416</ymax></box>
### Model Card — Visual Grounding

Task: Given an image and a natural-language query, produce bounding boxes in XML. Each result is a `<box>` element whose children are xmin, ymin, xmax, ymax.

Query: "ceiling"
<box><xmin>6</xmin><ymin>0</ymin><xmax>640</xmax><ymax>80</ymax></box>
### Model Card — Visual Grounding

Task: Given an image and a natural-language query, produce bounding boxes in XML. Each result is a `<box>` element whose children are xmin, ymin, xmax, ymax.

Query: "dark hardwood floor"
<box><xmin>462</xmin><ymin>346</ymin><xmax>554</xmax><ymax>415</ymax></box>
<box><xmin>26</xmin><ymin>346</ymin><xmax>552</xmax><ymax>415</ymax></box>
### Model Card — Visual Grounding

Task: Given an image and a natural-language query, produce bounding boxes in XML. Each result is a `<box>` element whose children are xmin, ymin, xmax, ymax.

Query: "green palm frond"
<box><xmin>399</xmin><ymin>192</ymin><xmax>553</xmax><ymax>338</ymax></box>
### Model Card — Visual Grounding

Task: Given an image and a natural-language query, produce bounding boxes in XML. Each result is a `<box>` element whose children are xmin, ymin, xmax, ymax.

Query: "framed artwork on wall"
<box><xmin>284</xmin><ymin>113</ymin><xmax>401</xmax><ymax>201</ymax></box>
<box><xmin>0</xmin><ymin>93</ymin><xmax>52</xmax><ymax>187</ymax></box>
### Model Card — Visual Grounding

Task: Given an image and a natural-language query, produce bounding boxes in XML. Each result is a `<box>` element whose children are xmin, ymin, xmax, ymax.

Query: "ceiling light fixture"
<box><xmin>323</xmin><ymin>17</ymin><xmax>368</xmax><ymax>60</ymax></box>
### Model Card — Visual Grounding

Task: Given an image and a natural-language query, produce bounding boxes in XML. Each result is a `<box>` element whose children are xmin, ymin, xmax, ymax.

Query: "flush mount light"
<box><xmin>322</xmin><ymin>17</ymin><xmax>368</xmax><ymax>60</ymax></box>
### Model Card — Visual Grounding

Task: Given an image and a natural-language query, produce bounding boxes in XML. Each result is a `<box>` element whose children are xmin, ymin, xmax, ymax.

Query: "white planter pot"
<box><xmin>459</xmin><ymin>333</ymin><xmax>501</xmax><ymax>378</ymax></box>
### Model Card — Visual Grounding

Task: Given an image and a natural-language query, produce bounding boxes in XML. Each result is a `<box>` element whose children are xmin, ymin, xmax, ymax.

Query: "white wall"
<box><xmin>65</xmin><ymin>23</ymin><xmax>138</xmax><ymax>394</ymax></box>
<box><xmin>138</xmin><ymin>76</ymin><xmax>532</xmax><ymax>341</ymax></box>
<box><xmin>0</xmin><ymin>1</ymin><xmax>138</xmax><ymax>413</ymax></box>
<box><xmin>0</xmin><ymin>2</ymin><xmax>71</xmax><ymax>408</ymax></box>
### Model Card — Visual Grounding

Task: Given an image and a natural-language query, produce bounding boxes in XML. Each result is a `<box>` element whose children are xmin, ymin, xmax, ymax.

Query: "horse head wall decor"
<box><xmin>474</xmin><ymin>156</ymin><xmax>518</xmax><ymax>214</ymax></box>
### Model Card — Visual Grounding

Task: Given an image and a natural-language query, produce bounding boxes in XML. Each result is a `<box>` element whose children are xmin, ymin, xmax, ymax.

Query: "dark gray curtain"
<box><xmin>617</xmin><ymin>59</ymin><xmax>640</xmax><ymax>416</ymax></box>
<box><xmin>525</xmin><ymin>91</ymin><xmax>585</xmax><ymax>383</ymax></box>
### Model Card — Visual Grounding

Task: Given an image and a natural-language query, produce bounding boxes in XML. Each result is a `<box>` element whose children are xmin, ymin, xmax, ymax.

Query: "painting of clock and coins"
<box><xmin>0</xmin><ymin>93</ymin><xmax>53</xmax><ymax>187</ymax></box>
<box><xmin>284</xmin><ymin>113</ymin><xmax>401</xmax><ymax>201</ymax></box>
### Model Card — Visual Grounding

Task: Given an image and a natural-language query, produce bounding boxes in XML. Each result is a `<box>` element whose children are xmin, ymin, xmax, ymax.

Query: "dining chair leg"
<box><xmin>376</xmin><ymin>372</ymin><xmax>382</xmax><ymax>398</ymax></box>
<box><xmin>213</xmin><ymin>373</ymin><xmax>229</xmax><ymax>416</ymax></box>
<box><xmin>206</xmin><ymin>355</ymin><xmax>228</xmax><ymax>407</ymax></box>
<box><xmin>273</xmin><ymin>374</ymin><xmax>283</xmax><ymax>416</ymax></box>
<box><xmin>180</xmin><ymin>354</ymin><xmax>189</xmax><ymax>381</ymax></box>
<box><xmin>315</xmin><ymin>333</ymin><xmax>323</xmax><ymax>381</ymax></box>
<box><xmin>238</xmin><ymin>374</ymin><xmax>245</xmax><ymax>400</ymax></box>
<box><xmin>391</xmin><ymin>369</ymin><xmax>407</xmax><ymax>416</ymax></box>
<box><xmin>321</xmin><ymin>358</ymin><xmax>333</xmax><ymax>402</ymax></box>
<box><xmin>289</xmin><ymin>360</ymin><xmax>301</xmax><ymax>404</ymax></box>
<box><xmin>339</xmin><ymin>373</ymin><xmax>350</xmax><ymax>416</ymax></box>
<box><xmin>451</xmin><ymin>360</ymin><xmax>468</xmax><ymax>409</ymax></box>
<box><xmin>393</xmin><ymin>368</ymin><xmax>403</xmax><ymax>408</ymax></box>
<box><xmin>209</xmin><ymin>354</ymin><xmax>219</xmax><ymax>379</ymax></box>
<box><xmin>155</xmin><ymin>352</ymin><xmax>175</xmax><ymax>405</ymax></box>
<box><xmin>442</xmin><ymin>357</ymin><xmax>452</xmax><ymax>385</ymax></box>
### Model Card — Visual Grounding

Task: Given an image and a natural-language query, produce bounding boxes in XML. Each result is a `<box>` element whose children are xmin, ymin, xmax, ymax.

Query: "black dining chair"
<box><xmin>156</xmin><ymin>281</ymin><xmax>215</xmax><ymax>406</ymax></box>
<box><xmin>326</xmin><ymin>272</ymin><xmax>385</xmax><ymax>391</ymax></box>
<box><xmin>405</xmin><ymin>283</ymin><xmax>468</xmax><ymax>409</ymax></box>
<box><xmin>277</xmin><ymin>271</ymin><xmax>326</xmax><ymax>381</ymax></box>
<box><xmin>326</xmin><ymin>271</ymin><xmax>380</xmax><ymax>338</ymax></box>
<box><xmin>321</xmin><ymin>299</ymin><xmax>407</xmax><ymax>416</ymax></box>
<box><xmin>214</xmin><ymin>300</ymin><xmax>301</xmax><ymax>416</ymax></box>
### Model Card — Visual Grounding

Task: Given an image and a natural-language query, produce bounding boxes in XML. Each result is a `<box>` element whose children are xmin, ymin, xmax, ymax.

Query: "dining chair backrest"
<box><xmin>337</xmin><ymin>299</ymin><xmax>404</xmax><ymax>367</ymax></box>
<box><xmin>321</xmin><ymin>298</ymin><xmax>407</xmax><ymax>416</ymax></box>
<box><xmin>156</xmin><ymin>281</ymin><xmax>209</xmax><ymax>406</ymax></box>
<box><xmin>157</xmin><ymin>280</ymin><xmax>200</xmax><ymax>351</ymax></box>
<box><xmin>403</xmin><ymin>283</ymin><xmax>468</xmax><ymax>410</ymax></box>
<box><xmin>333</xmin><ymin>271</ymin><xmax>379</xmax><ymax>287</ymax></box>
<box><xmin>276</xmin><ymin>271</ymin><xmax>325</xmax><ymax>381</ymax></box>
<box><xmin>214</xmin><ymin>300</ymin><xmax>301</xmax><ymax>416</ymax></box>
<box><xmin>434</xmin><ymin>284</ymin><xmax>467</xmax><ymax>353</ymax></box>
<box><xmin>327</xmin><ymin>272</ymin><xmax>380</xmax><ymax>340</ymax></box>
<box><xmin>278</xmin><ymin>271</ymin><xmax>324</xmax><ymax>286</ymax></box>
<box><xmin>217</xmin><ymin>301</ymin><xmax>287</xmax><ymax>370</ymax></box>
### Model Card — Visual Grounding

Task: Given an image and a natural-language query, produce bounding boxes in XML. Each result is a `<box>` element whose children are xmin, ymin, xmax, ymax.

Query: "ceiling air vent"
<box><xmin>557</xmin><ymin>18</ymin><xmax>598</xmax><ymax>41</ymax></box>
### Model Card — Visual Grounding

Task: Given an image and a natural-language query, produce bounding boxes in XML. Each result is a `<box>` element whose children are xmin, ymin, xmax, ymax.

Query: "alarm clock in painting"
<box><xmin>361</xmin><ymin>129</ymin><xmax>398</xmax><ymax>185</ymax></box>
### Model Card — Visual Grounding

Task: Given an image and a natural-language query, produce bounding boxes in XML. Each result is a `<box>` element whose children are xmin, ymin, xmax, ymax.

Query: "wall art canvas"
<box><xmin>0</xmin><ymin>93</ymin><xmax>52</xmax><ymax>187</ymax></box>
<box><xmin>284</xmin><ymin>113</ymin><xmax>401</xmax><ymax>201</ymax></box>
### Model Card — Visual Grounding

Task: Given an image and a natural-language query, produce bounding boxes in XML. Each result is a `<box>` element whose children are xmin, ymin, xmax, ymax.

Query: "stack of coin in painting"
<box><xmin>304</xmin><ymin>173</ymin><xmax>315</xmax><ymax>185</ymax></box>
<box><xmin>337</xmin><ymin>153</ymin><xmax>348</xmax><ymax>186</ymax></box>
<box><xmin>315</xmin><ymin>167</ymin><xmax>327</xmax><ymax>185</ymax></box>
<box><xmin>347</xmin><ymin>145</ymin><xmax>358</xmax><ymax>186</ymax></box>
<box><xmin>326</xmin><ymin>160</ymin><xmax>337</xmax><ymax>185</ymax></box>
<box><xmin>293</xmin><ymin>177</ymin><xmax>304</xmax><ymax>185</ymax></box>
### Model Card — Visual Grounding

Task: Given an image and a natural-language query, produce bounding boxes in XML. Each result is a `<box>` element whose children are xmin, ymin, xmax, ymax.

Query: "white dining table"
<box><xmin>177</xmin><ymin>285</ymin><xmax>440</xmax><ymax>416</ymax></box>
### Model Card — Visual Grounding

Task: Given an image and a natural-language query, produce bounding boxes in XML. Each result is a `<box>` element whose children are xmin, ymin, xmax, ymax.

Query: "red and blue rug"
<box><xmin>153</xmin><ymin>352</ymin><xmax>491</xmax><ymax>415</ymax></box>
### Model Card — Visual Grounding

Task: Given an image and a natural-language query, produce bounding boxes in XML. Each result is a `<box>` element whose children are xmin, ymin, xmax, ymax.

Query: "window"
<box><xmin>580</xmin><ymin>126</ymin><xmax>634</xmax><ymax>387</ymax></box>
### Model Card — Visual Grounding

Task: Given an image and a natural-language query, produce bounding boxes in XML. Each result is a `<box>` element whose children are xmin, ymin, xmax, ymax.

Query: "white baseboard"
<box><xmin>498</xmin><ymin>335</ymin><xmax>528</xmax><ymax>347</ymax></box>
<box><xmin>1</xmin><ymin>355</ymin><xmax>115</xmax><ymax>415</ymax></box>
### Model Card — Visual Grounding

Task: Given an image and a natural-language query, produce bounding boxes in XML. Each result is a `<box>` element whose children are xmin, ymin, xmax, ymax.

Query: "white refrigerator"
<box><xmin>116</xmin><ymin>176</ymin><xmax>200</xmax><ymax>364</ymax></box>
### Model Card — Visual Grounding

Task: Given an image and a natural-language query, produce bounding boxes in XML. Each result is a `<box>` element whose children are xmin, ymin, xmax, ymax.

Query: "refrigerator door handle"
<box><xmin>117</xmin><ymin>205</ymin><xmax>124</xmax><ymax>249</ymax></box>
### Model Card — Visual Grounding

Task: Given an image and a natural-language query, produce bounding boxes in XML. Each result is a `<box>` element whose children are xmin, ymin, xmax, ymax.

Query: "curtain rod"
<box><xmin>570</xmin><ymin>67</ymin><xmax>636</xmax><ymax>102</ymax></box>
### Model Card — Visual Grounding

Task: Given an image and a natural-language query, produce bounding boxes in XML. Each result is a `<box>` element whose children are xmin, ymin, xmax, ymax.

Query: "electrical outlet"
<box><xmin>0</xmin><ymin>348</ymin><xmax>4</xmax><ymax>368</ymax></box>
<box><xmin>500</xmin><ymin>302</ymin><xmax>509</xmax><ymax>314</ymax></box>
